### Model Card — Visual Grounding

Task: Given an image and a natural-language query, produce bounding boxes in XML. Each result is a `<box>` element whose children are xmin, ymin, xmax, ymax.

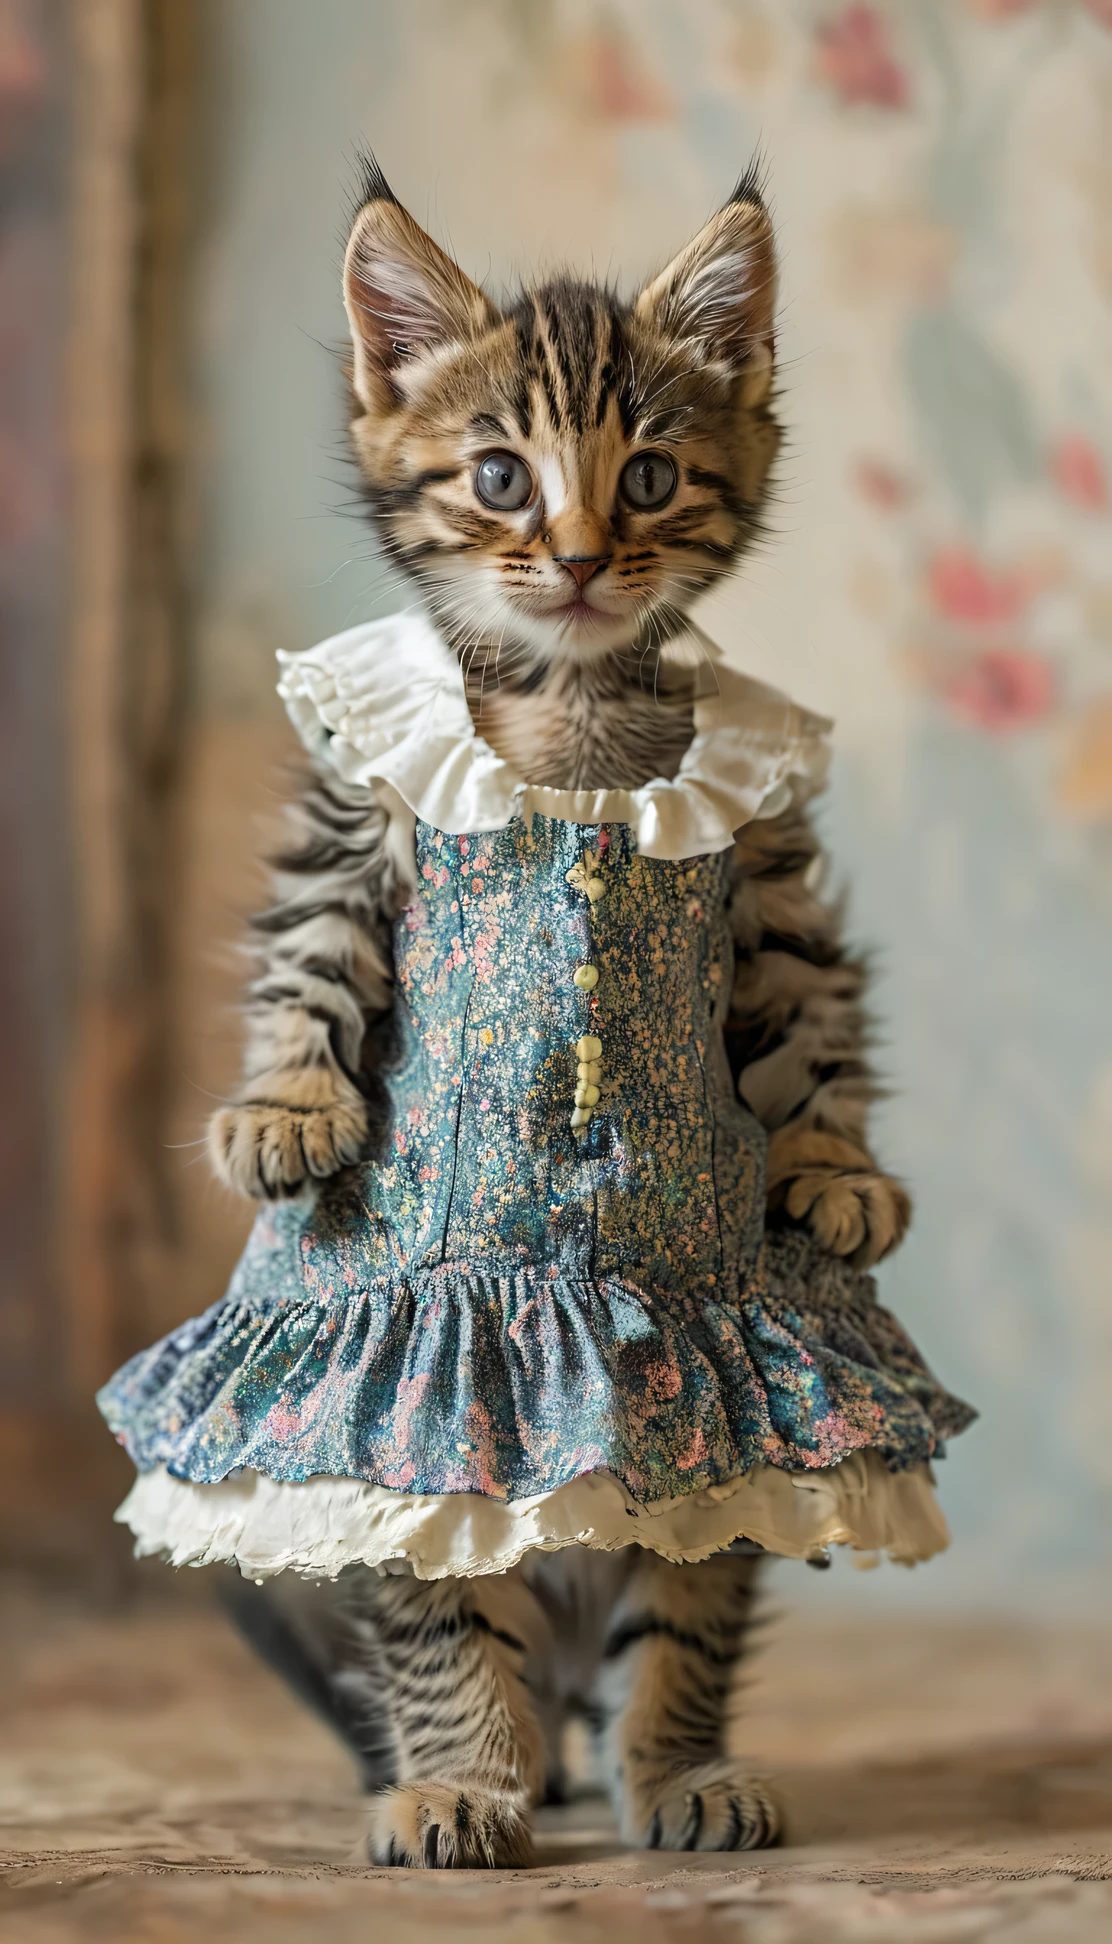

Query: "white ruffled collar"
<box><xmin>277</xmin><ymin>610</ymin><xmax>831</xmax><ymax>862</ymax></box>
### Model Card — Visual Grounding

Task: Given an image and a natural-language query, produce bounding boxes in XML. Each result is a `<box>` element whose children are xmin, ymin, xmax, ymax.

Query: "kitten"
<box><xmin>209</xmin><ymin>159</ymin><xmax>909</xmax><ymax>1866</ymax></box>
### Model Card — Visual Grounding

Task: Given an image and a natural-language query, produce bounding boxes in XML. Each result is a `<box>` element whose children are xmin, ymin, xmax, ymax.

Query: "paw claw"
<box><xmin>723</xmin><ymin>1798</ymin><xmax>742</xmax><ymax>1852</ymax></box>
<box><xmin>368</xmin><ymin>1784</ymin><xmax>532</xmax><ymax>1870</ymax></box>
<box><xmin>625</xmin><ymin>1765</ymin><xmax>780</xmax><ymax>1853</ymax></box>
<box><xmin>681</xmin><ymin>1792</ymin><xmax>704</xmax><ymax>1850</ymax></box>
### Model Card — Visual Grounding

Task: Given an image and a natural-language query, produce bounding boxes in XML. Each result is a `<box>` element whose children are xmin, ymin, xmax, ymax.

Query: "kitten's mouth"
<box><xmin>491</xmin><ymin>583</ymin><xmax>643</xmax><ymax>659</ymax></box>
<box><xmin>549</xmin><ymin>595</ymin><xmax>608</xmax><ymax>627</ymax></box>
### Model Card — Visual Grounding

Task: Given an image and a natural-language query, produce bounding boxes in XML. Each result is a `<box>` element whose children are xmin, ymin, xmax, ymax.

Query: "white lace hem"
<box><xmin>116</xmin><ymin>1453</ymin><xmax>949</xmax><ymax>1583</ymax></box>
<box><xmin>276</xmin><ymin>613</ymin><xmax>831</xmax><ymax>862</ymax></box>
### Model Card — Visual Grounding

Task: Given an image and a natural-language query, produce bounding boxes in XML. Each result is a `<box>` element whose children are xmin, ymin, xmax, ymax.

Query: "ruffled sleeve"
<box><xmin>277</xmin><ymin>614</ymin><xmax>832</xmax><ymax>861</ymax></box>
<box><xmin>277</xmin><ymin>612</ymin><xmax>525</xmax><ymax>834</ymax></box>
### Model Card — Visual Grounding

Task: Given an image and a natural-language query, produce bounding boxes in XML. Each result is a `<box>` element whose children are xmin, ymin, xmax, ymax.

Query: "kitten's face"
<box><xmin>343</xmin><ymin>166</ymin><xmax>779</xmax><ymax>669</ymax></box>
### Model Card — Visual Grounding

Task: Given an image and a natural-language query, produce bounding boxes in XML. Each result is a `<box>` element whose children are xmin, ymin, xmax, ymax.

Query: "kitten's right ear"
<box><xmin>343</xmin><ymin>157</ymin><xmax>500</xmax><ymax>413</ymax></box>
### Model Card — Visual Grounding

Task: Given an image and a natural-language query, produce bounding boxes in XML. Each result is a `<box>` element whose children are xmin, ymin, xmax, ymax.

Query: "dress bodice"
<box><xmin>299</xmin><ymin>816</ymin><xmax>766</xmax><ymax>1301</ymax></box>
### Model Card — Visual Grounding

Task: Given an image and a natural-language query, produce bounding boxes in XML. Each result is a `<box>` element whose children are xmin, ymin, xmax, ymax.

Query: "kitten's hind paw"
<box><xmin>368</xmin><ymin>1783</ymin><xmax>534</xmax><ymax>1869</ymax></box>
<box><xmin>622</xmin><ymin>1761</ymin><xmax>780</xmax><ymax>1852</ymax></box>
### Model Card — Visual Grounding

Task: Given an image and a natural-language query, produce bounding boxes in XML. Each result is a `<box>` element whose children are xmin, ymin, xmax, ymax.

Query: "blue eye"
<box><xmin>475</xmin><ymin>451</ymin><xmax>534</xmax><ymax>511</ymax></box>
<box><xmin>620</xmin><ymin>451</ymin><xmax>677</xmax><ymax>510</ymax></box>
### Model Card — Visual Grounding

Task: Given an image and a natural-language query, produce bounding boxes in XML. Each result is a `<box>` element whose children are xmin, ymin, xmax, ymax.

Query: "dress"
<box><xmin>98</xmin><ymin>613</ymin><xmax>975</xmax><ymax>1581</ymax></box>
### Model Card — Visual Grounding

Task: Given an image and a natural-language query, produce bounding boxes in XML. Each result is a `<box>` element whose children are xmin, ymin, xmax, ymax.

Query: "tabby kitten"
<box><xmin>209</xmin><ymin>160</ymin><xmax>909</xmax><ymax>1867</ymax></box>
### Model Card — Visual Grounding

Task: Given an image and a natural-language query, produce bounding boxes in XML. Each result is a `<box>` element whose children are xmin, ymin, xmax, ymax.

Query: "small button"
<box><xmin>571</xmin><ymin>1106</ymin><xmax>593</xmax><ymax>1128</ymax></box>
<box><xmin>576</xmin><ymin>1035</ymin><xmax>602</xmax><ymax>1060</ymax></box>
<box><xmin>575</xmin><ymin>1084</ymin><xmax>600</xmax><ymax>1108</ymax></box>
<box><xmin>577</xmin><ymin>1060</ymin><xmax>601</xmax><ymax>1083</ymax></box>
<box><xmin>573</xmin><ymin>964</ymin><xmax>598</xmax><ymax>991</ymax></box>
<box><xmin>585</xmin><ymin>877</ymin><xmax>606</xmax><ymax>902</ymax></box>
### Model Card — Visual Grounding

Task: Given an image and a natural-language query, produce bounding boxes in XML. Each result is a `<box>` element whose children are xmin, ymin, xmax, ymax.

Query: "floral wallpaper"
<box><xmin>189</xmin><ymin>0</ymin><xmax>1112</xmax><ymax>1606</ymax></box>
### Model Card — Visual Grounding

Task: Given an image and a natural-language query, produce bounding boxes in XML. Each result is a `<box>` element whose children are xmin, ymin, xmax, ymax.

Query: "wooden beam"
<box><xmin>64</xmin><ymin>0</ymin><xmax>194</xmax><ymax>1397</ymax></box>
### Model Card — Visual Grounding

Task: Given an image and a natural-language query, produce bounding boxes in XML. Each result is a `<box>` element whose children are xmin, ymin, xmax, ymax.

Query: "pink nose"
<box><xmin>555</xmin><ymin>555</ymin><xmax>610</xmax><ymax>591</ymax></box>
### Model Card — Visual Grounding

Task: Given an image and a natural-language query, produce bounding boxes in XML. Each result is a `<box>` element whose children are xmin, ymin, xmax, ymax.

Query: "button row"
<box><xmin>572</xmin><ymin>1033</ymin><xmax>603</xmax><ymax>1137</ymax></box>
<box><xmin>568</xmin><ymin>848</ymin><xmax>606</xmax><ymax>1139</ymax></box>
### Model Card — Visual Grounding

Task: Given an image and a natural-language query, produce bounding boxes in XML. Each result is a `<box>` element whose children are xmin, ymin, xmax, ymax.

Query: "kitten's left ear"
<box><xmin>635</xmin><ymin>171</ymin><xmax>777</xmax><ymax>405</ymax></box>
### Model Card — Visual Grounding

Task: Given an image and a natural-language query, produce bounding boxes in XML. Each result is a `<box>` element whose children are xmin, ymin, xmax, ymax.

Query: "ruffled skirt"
<box><xmin>99</xmin><ymin>1231</ymin><xmax>974</xmax><ymax>1579</ymax></box>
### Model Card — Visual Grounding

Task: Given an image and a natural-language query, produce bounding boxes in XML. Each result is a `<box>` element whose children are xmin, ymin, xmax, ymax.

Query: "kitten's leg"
<box><xmin>728</xmin><ymin>790</ymin><xmax>911</xmax><ymax>1269</ymax></box>
<box><xmin>520</xmin><ymin>1547</ymin><xmax>635</xmax><ymax>1803</ymax></box>
<box><xmin>357</xmin><ymin>1572</ymin><xmax>546</xmax><ymax>1869</ymax></box>
<box><xmin>207</xmin><ymin>770</ymin><xmax>407</xmax><ymax>1202</ymax></box>
<box><xmin>594</xmin><ymin>1550</ymin><xmax>779</xmax><ymax>1852</ymax></box>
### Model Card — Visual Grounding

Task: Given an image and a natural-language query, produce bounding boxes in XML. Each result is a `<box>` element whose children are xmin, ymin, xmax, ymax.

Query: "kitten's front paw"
<box><xmin>794</xmin><ymin>1170</ymin><xmax>910</xmax><ymax>1268</ymax></box>
<box><xmin>207</xmin><ymin>1068</ymin><xmax>367</xmax><ymax>1200</ymax></box>
<box><xmin>622</xmin><ymin>1760</ymin><xmax>780</xmax><ymax>1852</ymax></box>
<box><xmin>767</xmin><ymin>1129</ymin><xmax>910</xmax><ymax>1270</ymax></box>
<box><xmin>368</xmin><ymin>1783</ymin><xmax>533</xmax><ymax>1869</ymax></box>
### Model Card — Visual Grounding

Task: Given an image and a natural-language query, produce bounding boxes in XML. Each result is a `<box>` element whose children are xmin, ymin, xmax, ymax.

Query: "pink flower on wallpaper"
<box><xmin>944</xmin><ymin>648</ymin><xmax>1055</xmax><ymax>732</ymax></box>
<box><xmin>969</xmin><ymin>0</ymin><xmax>1039</xmax><ymax>17</ymax></box>
<box><xmin>853</xmin><ymin>456</ymin><xmax>915</xmax><ymax>510</ymax></box>
<box><xmin>1051</xmin><ymin>433</ymin><xmax>1108</xmax><ymax>511</ymax></box>
<box><xmin>926</xmin><ymin>547</ymin><xmax>1030</xmax><ymax>627</ymax></box>
<box><xmin>815</xmin><ymin>7</ymin><xmax>909</xmax><ymax>109</ymax></box>
<box><xmin>581</xmin><ymin>34</ymin><xmax>674</xmax><ymax>122</ymax></box>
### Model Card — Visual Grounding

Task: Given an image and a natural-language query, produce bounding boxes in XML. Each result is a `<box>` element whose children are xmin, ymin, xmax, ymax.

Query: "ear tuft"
<box><xmin>727</xmin><ymin>154</ymin><xmax>769</xmax><ymax>214</ymax></box>
<box><xmin>352</xmin><ymin>147</ymin><xmax>398</xmax><ymax>211</ymax></box>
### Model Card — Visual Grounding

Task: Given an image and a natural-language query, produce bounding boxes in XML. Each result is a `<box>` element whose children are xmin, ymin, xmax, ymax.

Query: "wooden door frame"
<box><xmin>2</xmin><ymin>0</ymin><xmax>195</xmax><ymax>1574</ymax></box>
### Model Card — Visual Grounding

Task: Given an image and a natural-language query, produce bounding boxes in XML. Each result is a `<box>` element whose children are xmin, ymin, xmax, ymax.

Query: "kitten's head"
<box><xmin>343</xmin><ymin>157</ymin><xmax>780</xmax><ymax>669</ymax></box>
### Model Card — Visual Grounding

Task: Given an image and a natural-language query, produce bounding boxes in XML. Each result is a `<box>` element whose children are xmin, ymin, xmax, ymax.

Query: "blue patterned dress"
<box><xmin>97</xmin><ymin>618</ymin><xmax>974</xmax><ymax>1571</ymax></box>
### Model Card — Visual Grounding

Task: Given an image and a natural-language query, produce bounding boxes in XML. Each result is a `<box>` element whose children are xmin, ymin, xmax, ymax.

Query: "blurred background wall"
<box><xmin>6</xmin><ymin>0</ymin><xmax>1112</xmax><ymax>1607</ymax></box>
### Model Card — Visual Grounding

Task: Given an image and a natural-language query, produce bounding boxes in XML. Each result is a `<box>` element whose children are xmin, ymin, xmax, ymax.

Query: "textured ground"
<box><xmin>2</xmin><ymin>1574</ymin><xmax>1111</xmax><ymax>1941</ymax></box>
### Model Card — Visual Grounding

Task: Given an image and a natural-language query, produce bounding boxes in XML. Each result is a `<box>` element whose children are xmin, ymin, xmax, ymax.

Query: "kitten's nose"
<box><xmin>555</xmin><ymin>554</ymin><xmax>610</xmax><ymax>591</ymax></box>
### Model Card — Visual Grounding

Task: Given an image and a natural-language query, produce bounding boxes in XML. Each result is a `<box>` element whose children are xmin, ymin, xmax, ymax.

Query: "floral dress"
<box><xmin>98</xmin><ymin>615</ymin><xmax>974</xmax><ymax>1581</ymax></box>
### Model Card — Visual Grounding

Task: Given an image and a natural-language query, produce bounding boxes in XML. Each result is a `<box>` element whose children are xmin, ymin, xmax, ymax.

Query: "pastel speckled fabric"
<box><xmin>98</xmin><ymin>816</ymin><xmax>974</xmax><ymax>1504</ymax></box>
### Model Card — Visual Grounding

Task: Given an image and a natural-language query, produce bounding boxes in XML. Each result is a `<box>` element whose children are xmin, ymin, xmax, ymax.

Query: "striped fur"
<box><xmin>593</xmin><ymin>1550</ymin><xmax>777</xmax><ymax>1850</ymax></box>
<box><xmin>207</xmin><ymin>772</ymin><xmax>412</xmax><ymax>1200</ymax></box>
<box><xmin>259</xmin><ymin>1549</ymin><xmax>776</xmax><ymax>1866</ymax></box>
<box><xmin>353</xmin><ymin>1573</ymin><xmax>545</xmax><ymax>1868</ymax></box>
<box><xmin>461</xmin><ymin>645</ymin><xmax>701</xmax><ymax>790</ymax></box>
<box><xmin>206</xmin><ymin>165</ymin><xmax>909</xmax><ymax>1863</ymax></box>
<box><xmin>727</xmin><ymin>782</ymin><xmax>911</xmax><ymax>1268</ymax></box>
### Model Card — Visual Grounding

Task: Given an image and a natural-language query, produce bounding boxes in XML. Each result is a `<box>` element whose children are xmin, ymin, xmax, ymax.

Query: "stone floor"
<box><xmin>2</xmin><ymin>1572</ymin><xmax>1111</xmax><ymax>1941</ymax></box>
